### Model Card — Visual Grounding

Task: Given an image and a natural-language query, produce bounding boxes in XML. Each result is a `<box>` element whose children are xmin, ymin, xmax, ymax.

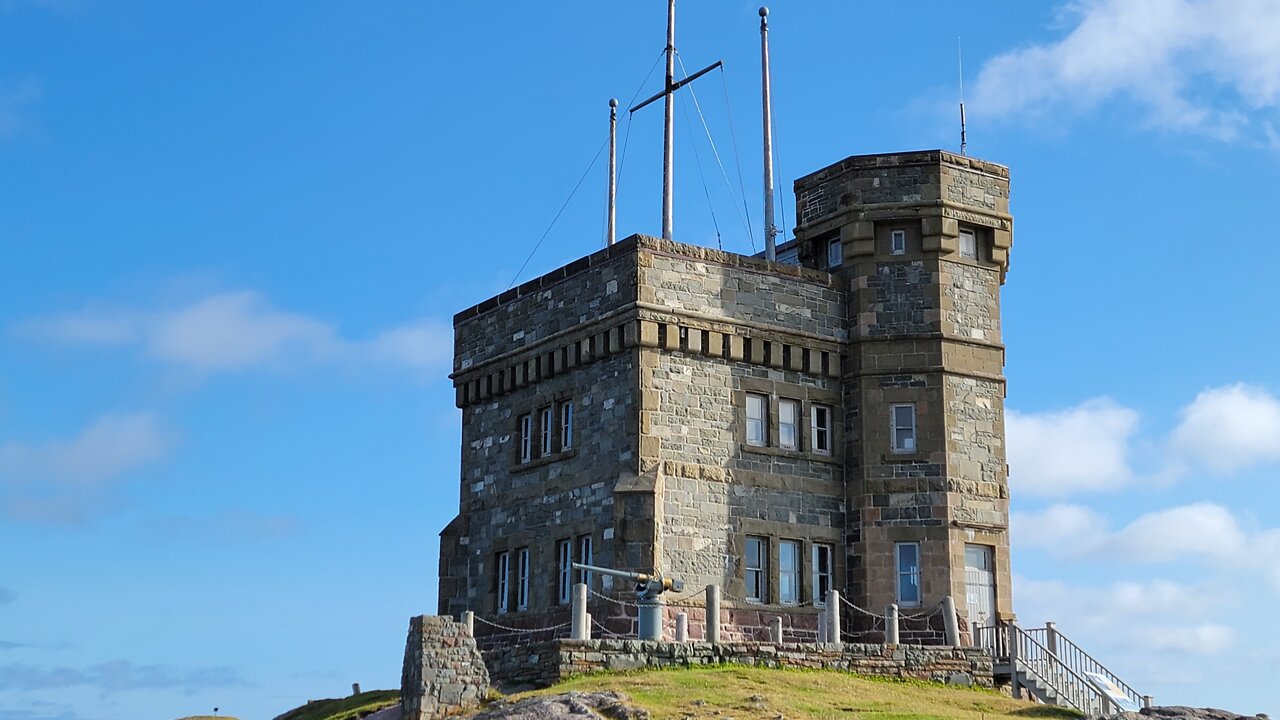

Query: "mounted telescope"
<box><xmin>573</xmin><ymin>563</ymin><xmax>684</xmax><ymax>640</ymax></box>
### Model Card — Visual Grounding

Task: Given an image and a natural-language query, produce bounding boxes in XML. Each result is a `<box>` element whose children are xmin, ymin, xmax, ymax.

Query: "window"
<box><xmin>745</xmin><ymin>536</ymin><xmax>768</xmax><ymax>603</ymax></box>
<box><xmin>557</xmin><ymin>539</ymin><xmax>573</xmax><ymax>604</ymax></box>
<box><xmin>518</xmin><ymin>414</ymin><xmax>532</xmax><ymax>463</ymax></box>
<box><xmin>827</xmin><ymin>238</ymin><xmax>842</xmax><ymax>268</ymax></box>
<box><xmin>539</xmin><ymin>406</ymin><xmax>553</xmax><ymax>457</ymax></box>
<box><xmin>560</xmin><ymin>401</ymin><xmax>574</xmax><ymax>450</ymax></box>
<box><xmin>496</xmin><ymin>551</ymin><xmax>511</xmax><ymax>614</ymax></box>
<box><xmin>890</xmin><ymin>403</ymin><xmax>916</xmax><ymax>453</ymax></box>
<box><xmin>896</xmin><ymin>542</ymin><xmax>921</xmax><ymax>606</ymax></box>
<box><xmin>959</xmin><ymin>228</ymin><xmax>977</xmax><ymax>259</ymax></box>
<box><xmin>891</xmin><ymin>229</ymin><xmax>907</xmax><ymax>256</ymax></box>
<box><xmin>812</xmin><ymin>544</ymin><xmax>833</xmax><ymax>608</ymax></box>
<box><xmin>516</xmin><ymin>547</ymin><xmax>530</xmax><ymax>611</ymax></box>
<box><xmin>577</xmin><ymin>534</ymin><xmax>593</xmax><ymax>588</ymax></box>
<box><xmin>811</xmin><ymin>404</ymin><xmax>832</xmax><ymax>455</ymax></box>
<box><xmin>779</xmin><ymin>540</ymin><xmax>800</xmax><ymax>605</ymax></box>
<box><xmin>745</xmin><ymin>393</ymin><xmax>767</xmax><ymax>447</ymax></box>
<box><xmin>779</xmin><ymin>399</ymin><xmax>799</xmax><ymax>450</ymax></box>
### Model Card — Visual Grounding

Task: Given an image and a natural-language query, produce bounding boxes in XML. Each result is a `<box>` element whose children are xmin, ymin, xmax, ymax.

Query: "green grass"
<box><xmin>271</xmin><ymin>690</ymin><xmax>399</xmax><ymax>720</ymax></box>
<box><xmin>516</xmin><ymin>666</ymin><xmax>1083</xmax><ymax>720</ymax></box>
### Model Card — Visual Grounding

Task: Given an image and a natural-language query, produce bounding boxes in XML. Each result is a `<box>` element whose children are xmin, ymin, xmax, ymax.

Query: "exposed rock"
<box><xmin>472</xmin><ymin>691</ymin><xmax>649</xmax><ymax>720</ymax></box>
<box><xmin>366</xmin><ymin>705</ymin><xmax>402</xmax><ymax>720</ymax></box>
<box><xmin>1102</xmin><ymin>707</ymin><xmax>1270</xmax><ymax>720</ymax></box>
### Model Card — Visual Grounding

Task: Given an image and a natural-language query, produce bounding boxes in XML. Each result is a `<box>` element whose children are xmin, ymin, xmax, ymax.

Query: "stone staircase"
<box><xmin>976</xmin><ymin>622</ymin><xmax>1150</xmax><ymax>717</ymax></box>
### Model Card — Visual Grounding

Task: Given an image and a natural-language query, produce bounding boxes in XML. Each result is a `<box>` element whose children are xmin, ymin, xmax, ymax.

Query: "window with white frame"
<box><xmin>891</xmin><ymin>229</ymin><xmax>907</xmax><ymax>256</ymax></box>
<box><xmin>745</xmin><ymin>393</ymin><xmax>767</xmax><ymax>447</ymax></box>
<box><xmin>959</xmin><ymin>228</ymin><xmax>977</xmax><ymax>259</ymax></box>
<box><xmin>778</xmin><ymin>399</ymin><xmax>799</xmax><ymax>450</ymax></box>
<box><xmin>496</xmin><ymin>551</ymin><xmax>511</xmax><ymax>614</ymax></box>
<box><xmin>516</xmin><ymin>547</ymin><xmax>530</xmax><ymax>611</ymax></box>
<box><xmin>779</xmin><ymin>540</ymin><xmax>800</xmax><ymax>605</ymax></box>
<box><xmin>890</xmin><ymin>403</ymin><xmax>916</xmax><ymax>453</ymax></box>
<box><xmin>827</xmin><ymin>238</ymin><xmax>843</xmax><ymax>268</ymax></box>
<box><xmin>539</xmin><ymin>406</ymin><xmax>553</xmax><ymax>457</ymax></box>
<box><xmin>812</xmin><ymin>544</ymin><xmax>832</xmax><ymax>607</ymax></box>
<box><xmin>557</xmin><ymin>539</ymin><xmax>572</xmax><ymax>604</ymax></box>
<box><xmin>577</xmin><ymin>534</ymin><xmax>593</xmax><ymax>588</ymax></box>
<box><xmin>518</xmin><ymin>414</ymin><xmax>532</xmax><ymax>463</ymax></box>
<box><xmin>745</xmin><ymin>536</ymin><xmax>768</xmax><ymax>603</ymax></box>
<box><xmin>896</xmin><ymin>542</ymin><xmax>921</xmax><ymax>606</ymax></box>
<box><xmin>560</xmin><ymin>400</ymin><xmax>574</xmax><ymax>450</ymax></box>
<box><xmin>811</xmin><ymin>404</ymin><xmax>832</xmax><ymax>455</ymax></box>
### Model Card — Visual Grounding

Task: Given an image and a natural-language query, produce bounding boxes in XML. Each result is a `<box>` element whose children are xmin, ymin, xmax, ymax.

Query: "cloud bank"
<box><xmin>22</xmin><ymin>290</ymin><xmax>452</xmax><ymax>376</ymax></box>
<box><xmin>0</xmin><ymin>413</ymin><xmax>170</xmax><ymax>524</ymax></box>
<box><xmin>970</xmin><ymin>0</ymin><xmax>1280</xmax><ymax>146</ymax></box>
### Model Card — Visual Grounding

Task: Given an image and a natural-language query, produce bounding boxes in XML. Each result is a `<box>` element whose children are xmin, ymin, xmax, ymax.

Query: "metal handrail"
<box><xmin>1010</xmin><ymin>623</ymin><xmax>1105</xmax><ymax>715</ymax></box>
<box><xmin>1052</xmin><ymin>627</ymin><xmax>1143</xmax><ymax>707</ymax></box>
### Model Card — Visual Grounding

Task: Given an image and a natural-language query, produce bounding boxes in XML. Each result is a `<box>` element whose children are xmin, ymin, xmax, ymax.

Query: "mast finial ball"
<box><xmin>759</xmin><ymin>6</ymin><xmax>768</xmax><ymax>17</ymax></box>
<box><xmin>609</xmin><ymin>98</ymin><xmax>618</xmax><ymax>108</ymax></box>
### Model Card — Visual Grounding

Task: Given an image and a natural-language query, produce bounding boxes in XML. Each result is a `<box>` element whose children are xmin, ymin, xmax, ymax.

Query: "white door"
<box><xmin>964</xmin><ymin>545</ymin><xmax>996</xmax><ymax>632</ymax></box>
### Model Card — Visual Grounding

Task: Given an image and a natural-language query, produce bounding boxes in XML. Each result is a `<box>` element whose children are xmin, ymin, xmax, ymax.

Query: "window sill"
<box><xmin>741</xmin><ymin>443</ymin><xmax>842</xmax><ymax>465</ymax></box>
<box><xmin>511</xmin><ymin>448</ymin><xmax>577</xmax><ymax>473</ymax></box>
<box><xmin>881</xmin><ymin>451</ymin><xmax>932</xmax><ymax>463</ymax></box>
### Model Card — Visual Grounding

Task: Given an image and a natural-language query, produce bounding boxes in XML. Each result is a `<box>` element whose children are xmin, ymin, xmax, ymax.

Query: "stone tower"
<box><xmin>792</xmin><ymin>150</ymin><xmax>1013</xmax><ymax>626</ymax></box>
<box><xmin>439</xmin><ymin>149</ymin><xmax>1014</xmax><ymax>642</ymax></box>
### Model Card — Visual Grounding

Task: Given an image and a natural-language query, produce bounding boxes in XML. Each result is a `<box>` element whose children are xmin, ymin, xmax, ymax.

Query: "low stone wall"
<box><xmin>402</xmin><ymin>615</ymin><xmax>491</xmax><ymax>720</ymax></box>
<box><xmin>484</xmin><ymin>639</ymin><xmax>992</xmax><ymax>690</ymax></box>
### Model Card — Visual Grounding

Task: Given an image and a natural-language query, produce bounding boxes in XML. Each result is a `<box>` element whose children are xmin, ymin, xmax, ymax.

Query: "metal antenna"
<box><xmin>631</xmin><ymin>0</ymin><xmax>722</xmax><ymax>242</ymax></box>
<box><xmin>958</xmin><ymin>37</ymin><xmax>967</xmax><ymax>156</ymax></box>
<box><xmin>760</xmin><ymin>7</ymin><xmax>777</xmax><ymax>262</ymax></box>
<box><xmin>607</xmin><ymin>98</ymin><xmax>618</xmax><ymax>246</ymax></box>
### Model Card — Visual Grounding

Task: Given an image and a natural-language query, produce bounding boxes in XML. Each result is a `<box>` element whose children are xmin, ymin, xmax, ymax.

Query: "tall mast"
<box><xmin>958</xmin><ymin>37</ymin><xmax>968</xmax><ymax>156</ymax></box>
<box><xmin>608</xmin><ymin>98</ymin><xmax>618</xmax><ymax>246</ymax></box>
<box><xmin>662</xmin><ymin>0</ymin><xmax>676</xmax><ymax>241</ymax></box>
<box><xmin>760</xmin><ymin>6</ymin><xmax>777</xmax><ymax>261</ymax></box>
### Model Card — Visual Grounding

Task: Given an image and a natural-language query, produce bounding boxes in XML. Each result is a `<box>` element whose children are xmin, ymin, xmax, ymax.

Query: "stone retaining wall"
<box><xmin>402</xmin><ymin>615</ymin><xmax>490</xmax><ymax>720</ymax></box>
<box><xmin>484</xmin><ymin>639</ymin><xmax>992</xmax><ymax>690</ymax></box>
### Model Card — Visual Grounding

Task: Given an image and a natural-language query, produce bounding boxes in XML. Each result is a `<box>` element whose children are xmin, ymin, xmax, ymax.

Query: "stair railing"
<box><xmin>1008</xmin><ymin>623</ymin><xmax>1107</xmax><ymax>715</ymax></box>
<box><xmin>1047</xmin><ymin>623</ymin><xmax>1145</xmax><ymax>710</ymax></box>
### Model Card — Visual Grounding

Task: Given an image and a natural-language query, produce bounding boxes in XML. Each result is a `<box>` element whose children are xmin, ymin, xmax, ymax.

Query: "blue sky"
<box><xmin>2</xmin><ymin>1</ymin><xmax>1279</xmax><ymax>718</ymax></box>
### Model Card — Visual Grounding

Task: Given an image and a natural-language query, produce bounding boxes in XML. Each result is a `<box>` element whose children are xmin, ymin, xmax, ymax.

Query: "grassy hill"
<box><xmin>520</xmin><ymin>666</ymin><xmax>1080</xmax><ymax>720</ymax></box>
<box><xmin>271</xmin><ymin>690</ymin><xmax>399</xmax><ymax>720</ymax></box>
<box><xmin>274</xmin><ymin>666</ymin><xmax>1081</xmax><ymax>720</ymax></box>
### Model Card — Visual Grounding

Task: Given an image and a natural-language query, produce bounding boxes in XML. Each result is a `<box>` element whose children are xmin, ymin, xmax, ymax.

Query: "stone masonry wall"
<box><xmin>441</xmin><ymin>352</ymin><xmax>636</xmax><ymax>617</ymax></box>
<box><xmin>641</xmin><ymin>248</ymin><xmax>846</xmax><ymax>340</ymax></box>
<box><xmin>402</xmin><ymin>615</ymin><xmax>490</xmax><ymax>720</ymax></box>
<box><xmin>484</xmin><ymin>639</ymin><xmax>993</xmax><ymax>690</ymax></box>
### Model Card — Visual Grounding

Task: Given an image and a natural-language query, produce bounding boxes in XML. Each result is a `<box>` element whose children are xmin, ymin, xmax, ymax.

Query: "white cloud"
<box><xmin>1170</xmin><ymin>383</ymin><xmax>1280</xmax><ymax>473</ymax></box>
<box><xmin>1007</xmin><ymin>399</ymin><xmax>1139</xmax><ymax>496</ymax></box>
<box><xmin>0</xmin><ymin>413</ymin><xmax>170</xmax><ymax>524</ymax></box>
<box><xmin>21</xmin><ymin>290</ymin><xmax>452</xmax><ymax>376</ymax></box>
<box><xmin>1112</xmin><ymin>501</ymin><xmax>1247</xmax><ymax>562</ymax></box>
<box><xmin>970</xmin><ymin>0</ymin><xmax>1280</xmax><ymax>145</ymax></box>
<box><xmin>1016</xmin><ymin>501</ymin><xmax>1250</xmax><ymax>562</ymax></box>
<box><xmin>1016</xmin><ymin>576</ymin><xmax>1235</xmax><ymax>646</ymax></box>
<box><xmin>366</xmin><ymin>318</ymin><xmax>453</xmax><ymax>372</ymax></box>
<box><xmin>148</xmin><ymin>292</ymin><xmax>335</xmax><ymax>370</ymax></box>
<box><xmin>1011</xmin><ymin>503</ymin><xmax>1108</xmax><ymax>555</ymax></box>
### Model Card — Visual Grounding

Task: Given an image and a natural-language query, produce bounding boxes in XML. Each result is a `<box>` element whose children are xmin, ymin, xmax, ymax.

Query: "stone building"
<box><xmin>439</xmin><ymin>149</ymin><xmax>1014</xmax><ymax>643</ymax></box>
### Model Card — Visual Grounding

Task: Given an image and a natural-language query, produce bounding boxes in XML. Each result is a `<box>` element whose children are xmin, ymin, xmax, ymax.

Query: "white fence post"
<box><xmin>885</xmin><ymin>604</ymin><xmax>900</xmax><ymax>645</ymax></box>
<box><xmin>818</xmin><ymin>611</ymin><xmax>828</xmax><ymax>643</ymax></box>
<box><xmin>676</xmin><ymin>612</ymin><xmax>689</xmax><ymax>642</ymax></box>
<box><xmin>828</xmin><ymin>590</ymin><xmax>842</xmax><ymax>649</ymax></box>
<box><xmin>571</xmin><ymin>583</ymin><xmax>589</xmax><ymax>641</ymax></box>
<box><xmin>770</xmin><ymin>616</ymin><xmax>783</xmax><ymax>644</ymax></box>
<box><xmin>942</xmin><ymin>596</ymin><xmax>960</xmax><ymax>646</ymax></box>
<box><xmin>463</xmin><ymin>610</ymin><xmax>475</xmax><ymax>637</ymax></box>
